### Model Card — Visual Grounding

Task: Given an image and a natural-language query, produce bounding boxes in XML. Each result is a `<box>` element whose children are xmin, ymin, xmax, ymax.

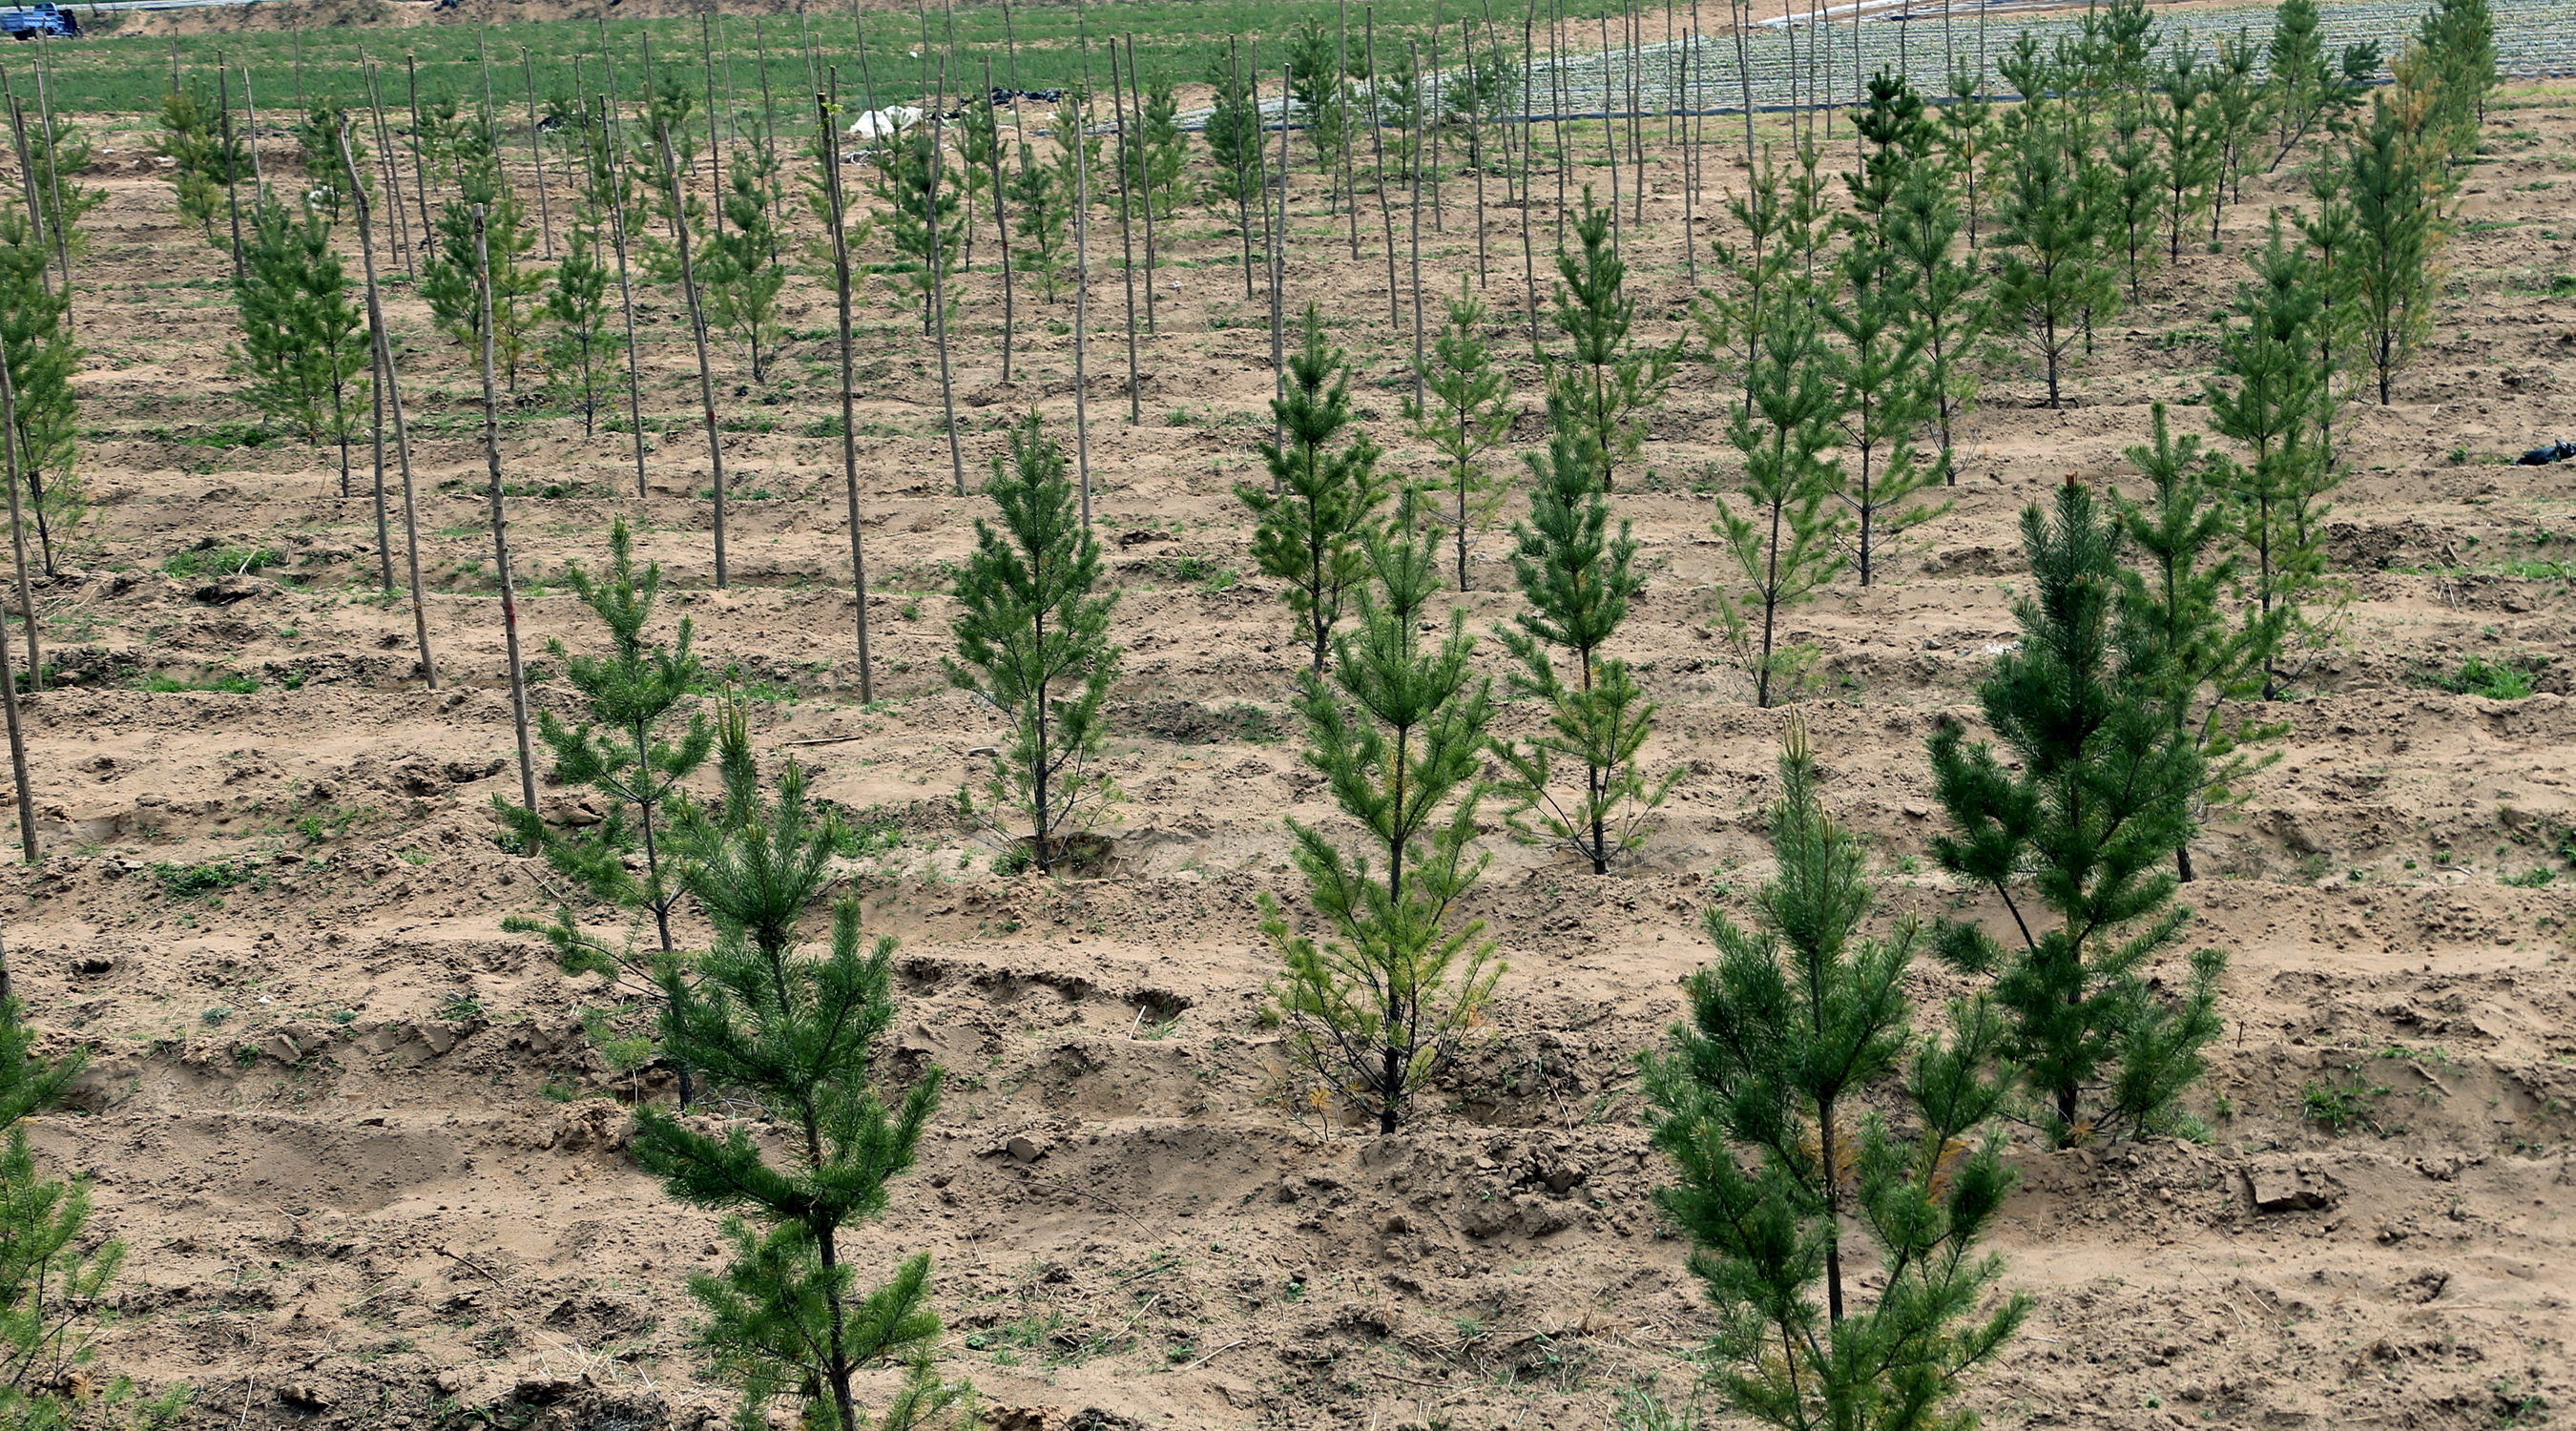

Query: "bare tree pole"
<box><xmin>473</xmin><ymin>206</ymin><xmax>539</xmax><ymax>815</ymax></box>
<box><xmin>927</xmin><ymin>61</ymin><xmax>967</xmax><ymax>496</ymax></box>
<box><xmin>1127</xmin><ymin>36</ymin><xmax>1157</xmax><ymax>336</ymax></box>
<box><xmin>592</xmin><ymin>25</ymin><xmax>650</xmax><ymax>499</ymax></box>
<box><xmin>819</xmin><ymin>79</ymin><xmax>874</xmax><ymax>705</ymax></box>
<box><xmin>1520</xmin><ymin>2</ymin><xmax>1539</xmax><ymax>346</ymax></box>
<box><xmin>1109</xmin><ymin>41</ymin><xmax>1140</xmax><ymax>425</ymax></box>
<box><xmin>1365</xmin><ymin>11</ymin><xmax>1400</xmax><ymax>336</ymax></box>
<box><xmin>364</xmin><ymin>61</ymin><xmax>412</xmax><ymax>276</ymax></box>
<box><xmin>340</xmin><ymin>130</ymin><xmax>435</xmax><ymax>689</ymax></box>
<box><xmin>340</xmin><ymin>119</ymin><xmax>396</xmax><ymax>598</ymax></box>
<box><xmin>1269</xmin><ymin>56</ymin><xmax>1289</xmax><ymax>466</ymax></box>
<box><xmin>756</xmin><ymin>20</ymin><xmax>788</xmax><ymax>241</ymax></box>
<box><xmin>522</xmin><ymin>47</ymin><xmax>554</xmax><ymax>259</ymax></box>
<box><xmin>658</xmin><ymin>121</ymin><xmax>730</xmax><ymax>589</ymax></box>
<box><xmin>218</xmin><ymin>65</ymin><xmax>244</xmax><ymax>283</ymax></box>
<box><xmin>1630</xmin><ymin>0</ymin><xmax>1645</xmax><ymax>225</ymax></box>
<box><xmin>3</xmin><ymin>89</ymin><xmax>49</xmax><ymax>299</ymax></box>
<box><xmin>1680</xmin><ymin>0</ymin><xmax>1698</xmax><ymax>286</ymax></box>
<box><xmin>1072</xmin><ymin>45</ymin><xmax>1095</xmax><ymax>527</ymax></box>
<box><xmin>1551</xmin><ymin>0</ymin><xmax>1569</xmax><ymax>247</ymax></box>
<box><xmin>702</xmin><ymin>10</ymin><xmax>724</xmax><ymax>201</ymax></box>
<box><xmin>31</xmin><ymin>49</ymin><xmax>73</xmax><ymax>316</ymax></box>
<box><xmin>0</xmin><ymin>335</ymin><xmax>40</xmax><ymax>696</ymax></box>
<box><xmin>987</xmin><ymin>54</ymin><xmax>1017</xmax><ymax>383</ymax></box>
<box><xmin>1407</xmin><ymin>36</ymin><xmax>1425</xmax><ymax>412</ymax></box>
<box><xmin>0</xmin><ymin>564</ymin><xmax>30</xmax><ymax>852</ymax></box>
<box><xmin>1599</xmin><ymin>13</ymin><xmax>1623</xmax><ymax>263</ymax></box>
<box><xmin>1235</xmin><ymin>37</ymin><xmax>1255</xmax><ymax>300</ymax></box>
<box><xmin>1338</xmin><ymin>0</ymin><xmax>1360</xmax><ymax>258</ymax></box>
<box><xmin>0</xmin><ymin>385</ymin><xmax>30</xmax><ymax>863</ymax></box>
<box><xmin>1428</xmin><ymin>0</ymin><xmax>1443</xmax><ymax>232</ymax></box>
<box><xmin>407</xmin><ymin>53</ymin><xmax>435</xmax><ymax>244</ymax></box>
<box><xmin>241</xmin><ymin>66</ymin><xmax>266</xmax><ymax>197</ymax></box>
<box><xmin>1465</xmin><ymin>18</ymin><xmax>1486</xmax><ymax>285</ymax></box>
<box><xmin>1483</xmin><ymin>1</ymin><xmax>1513</xmax><ymax>213</ymax></box>
<box><xmin>1735</xmin><ymin>0</ymin><xmax>1755</xmax><ymax>164</ymax></box>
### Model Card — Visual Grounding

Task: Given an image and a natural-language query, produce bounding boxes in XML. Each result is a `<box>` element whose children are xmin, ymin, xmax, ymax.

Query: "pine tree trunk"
<box><xmin>815</xmin><ymin>1224</ymin><xmax>863</xmax><ymax>1431</ymax></box>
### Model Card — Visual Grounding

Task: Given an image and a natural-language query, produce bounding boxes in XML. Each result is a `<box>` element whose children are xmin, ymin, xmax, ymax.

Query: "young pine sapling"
<box><xmin>1643</xmin><ymin>718</ymin><xmax>2027</xmax><ymax>1431</ymax></box>
<box><xmin>945</xmin><ymin>414</ymin><xmax>1124</xmax><ymax>874</ymax></box>
<box><xmin>1263</xmin><ymin>523</ymin><xmax>1502</xmax><ymax>1134</ymax></box>
<box><xmin>1239</xmin><ymin>304</ymin><xmax>1390</xmax><ymax>673</ymax></box>
<box><xmin>1714</xmin><ymin>296</ymin><xmax>1845</xmax><ymax>709</ymax></box>
<box><xmin>1402</xmin><ymin>276</ymin><xmax>1515</xmax><ymax>591</ymax></box>
<box><xmin>633</xmin><ymin>748</ymin><xmax>970</xmax><ymax>1431</ymax></box>
<box><xmin>1926</xmin><ymin>479</ymin><xmax>2227</xmax><ymax>1145</ymax></box>
<box><xmin>1492</xmin><ymin>409</ymin><xmax>1677</xmax><ymax>875</ymax></box>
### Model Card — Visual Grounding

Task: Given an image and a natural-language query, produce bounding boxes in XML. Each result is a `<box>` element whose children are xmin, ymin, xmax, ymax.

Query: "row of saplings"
<box><xmin>0</xmin><ymin>410</ymin><xmax>2228</xmax><ymax>1431</ymax></box>
<box><xmin>353</xmin><ymin>365</ymin><xmax>2218</xmax><ymax>1427</ymax></box>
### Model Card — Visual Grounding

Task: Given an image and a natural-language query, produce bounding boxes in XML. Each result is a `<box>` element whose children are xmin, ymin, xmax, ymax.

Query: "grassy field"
<box><xmin>34</xmin><ymin>0</ymin><xmax>1649</xmax><ymax>128</ymax></box>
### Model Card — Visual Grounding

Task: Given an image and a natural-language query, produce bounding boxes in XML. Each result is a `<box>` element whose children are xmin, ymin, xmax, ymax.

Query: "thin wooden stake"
<box><xmin>658</xmin><ymin>121</ymin><xmax>730</xmax><ymax>589</ymax></box>
<box><xmin>473</xmin><ymin>205</ymin><xmax>537</xmax><ymax>811</ymax></box>
<box><xmin>343</xmin><ymin>131</ymin><xmax>435</xmax><ymax>689</ymax></box>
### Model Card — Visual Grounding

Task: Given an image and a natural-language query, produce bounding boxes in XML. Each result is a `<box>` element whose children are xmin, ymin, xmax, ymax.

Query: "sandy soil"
<box><xmin>7</xmin><ymin>78</ymin><xmax>2575</xmax><ymax>1431</ymax></box>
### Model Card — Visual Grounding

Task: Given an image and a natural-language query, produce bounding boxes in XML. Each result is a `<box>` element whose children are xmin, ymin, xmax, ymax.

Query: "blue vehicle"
<box><xmin>0</xmin><ymin>4</ymin><xmax>79</xmax><ymax>39</ymax></box>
